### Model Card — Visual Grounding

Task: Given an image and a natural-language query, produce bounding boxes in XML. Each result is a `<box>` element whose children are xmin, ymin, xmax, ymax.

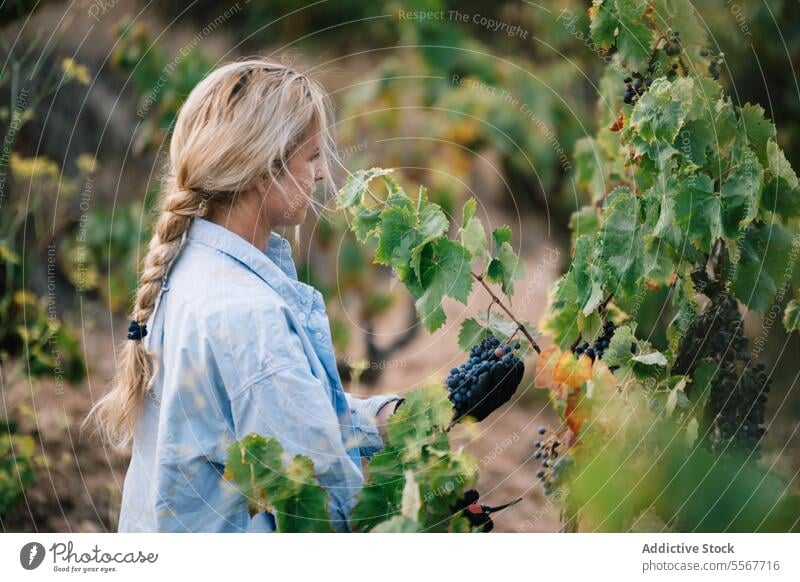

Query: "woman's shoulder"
<box><xmin>168</xmin><ymin>242</ymin><xmax>287</xmax><ymax>307</ymax></box>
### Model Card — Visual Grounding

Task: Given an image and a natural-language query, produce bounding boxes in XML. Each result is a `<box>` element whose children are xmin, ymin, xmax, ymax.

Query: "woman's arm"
<box><xmin>344</xmin><ymin>393</ymin><xmax>404</xmax><ymax>458</ymax></box>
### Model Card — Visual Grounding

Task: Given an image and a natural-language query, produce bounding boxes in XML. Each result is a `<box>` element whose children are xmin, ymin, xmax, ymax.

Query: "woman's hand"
<box><xmin>375</xmin><ymin>398</ymin><xmax>403</xmax><ymax>441</ymax></box>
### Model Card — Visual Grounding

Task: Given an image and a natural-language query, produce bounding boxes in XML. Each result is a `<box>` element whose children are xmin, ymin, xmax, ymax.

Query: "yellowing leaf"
<box><xmin>554</xmin><ymin>351</ymin><xmax>593</xmax><ymax>390</ymax></box>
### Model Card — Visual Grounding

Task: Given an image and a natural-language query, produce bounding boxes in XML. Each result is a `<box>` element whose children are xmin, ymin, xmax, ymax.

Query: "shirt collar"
<box><xmin>186</xmin><ymin>217</ymin><xmax>317</xmax><ymax>315</ymax></box>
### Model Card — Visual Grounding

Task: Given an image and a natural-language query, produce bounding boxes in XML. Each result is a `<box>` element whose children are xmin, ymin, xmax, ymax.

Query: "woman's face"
<box><xmin>260</xmin><ymin>133</ymin><xmax>323</xmax><ymax>227</ymax></box>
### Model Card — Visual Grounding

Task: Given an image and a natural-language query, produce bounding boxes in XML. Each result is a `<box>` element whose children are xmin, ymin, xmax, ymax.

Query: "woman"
<box><xmin>83</xmin><ymin>57</ymin><xmax>404</xmax><ymax>533</ymax></box>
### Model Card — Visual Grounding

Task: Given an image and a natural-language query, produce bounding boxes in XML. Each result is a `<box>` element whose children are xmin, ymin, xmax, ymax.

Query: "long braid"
<box><xmin>82</xmin><ymin>179</ymin><xmax>201</xmax><ymax>451</ymax></box>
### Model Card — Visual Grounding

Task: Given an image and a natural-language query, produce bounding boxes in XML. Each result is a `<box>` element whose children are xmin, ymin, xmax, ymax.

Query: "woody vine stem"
<box><xmin>471</xmin><ymin>272</ymin><xmax>541</xmax><ymax>354</ymax></box>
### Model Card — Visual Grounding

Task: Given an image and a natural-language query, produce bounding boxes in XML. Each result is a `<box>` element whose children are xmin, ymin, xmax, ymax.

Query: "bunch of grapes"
<box><xmin>573</xmin><ymin>320</ymin><xmax>617</xmax><ymax>362</ymax></box>
<box><xmin>699</xmin><ymin>293</ymin><xmax>769</xmax><ymax>456</ymax></box>
<box><xmin>445</xmin><ymin>336</ymin><xmax>525</xmax><ymax>422</ymax></box>
<box><xmin>676</xmin><ymin>281</ymin><xmax>770</xmax><ymax>457</ymax></box>
<box><xmin>532</xmin><ymin>426</ymin><xmax>574</xmax><ymax>496</ymax></box>
<box><xmin>664</xmin><ymin>28</ymin><xmax>681</xmax><ymax>56</ymax></box>
<box><xmin>708</xmin><ymin>55</ymin><xmax>722</xmax><ymax>80</ymax></box>
<box><xmin>622</xmin><ymin>68</ymin><xmax>655</xmax><ymax>105</ymax></box>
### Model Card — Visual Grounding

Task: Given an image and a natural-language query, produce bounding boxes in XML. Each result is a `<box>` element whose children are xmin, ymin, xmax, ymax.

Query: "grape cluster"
<box><xmin>664</xmin><ymin>28</ymin><xmax>681</xmax><ymax>56</ymax></box>
<box><xmin>708</xmin><ymin>55</ymin><xmax>722</xmax><ymax>80</ymax></box>
<box><xmin>622</xmin><ymin>67</ymin><xmax>655</xmax><ymax>105</ymax></box>
<box><xmin>532</xmin><ymin>426</ymin><xmax>574</xmax><ymax>496</ymax></box>
<box><xmin>450</xmin><ymin>489</ymin><xmax>522</xmax><ymax>532</ymax></box>
<box><xmin>445</xmin><ymin>336</ymin><xmax>524</xmax><ymax>422</ymax></box>
<box><xmin>676</xmin><ymin>282</ymin><xmax>770</xmax><ymax>457</ymax></box>
<box><xmin>700</xmin><ymin>293</ymin><xmax>769</xmax><ymax>456</ymax></box>
<box><xmin>573</xmin><ymin>320</ymin><xmax>617</xmax><ymax>362</ymax></box>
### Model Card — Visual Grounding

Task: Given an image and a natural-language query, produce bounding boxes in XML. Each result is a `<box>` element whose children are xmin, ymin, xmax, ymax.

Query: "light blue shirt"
<box><xmin>117</xmin><ymin>217</ymin><xmax>402</xmax><ymax>532</ymax></box>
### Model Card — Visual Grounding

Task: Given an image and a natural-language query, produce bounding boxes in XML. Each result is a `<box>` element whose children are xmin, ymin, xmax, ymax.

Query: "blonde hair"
<box><xmin>82</xmin><ymin>56</ymin><xmax>337</xmax><ymax>452</ymax></box>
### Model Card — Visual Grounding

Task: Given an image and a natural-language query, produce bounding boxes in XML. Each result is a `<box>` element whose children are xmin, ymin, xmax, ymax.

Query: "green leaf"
<box><xmin>589</xmin><ymin>0</ymin><xmax>618</xmax><ymax>50</ymax></box>
<box><xmin>599</xmin><ymin>187</ymin><xmax>644</xmax><ymax>299</ymax></box>
<box><xmin>460</xmin><ymin>199</ymin><xmax>490</xmax><ymax>261</ymax></box>
<box><xmin>761</xmin><ymin>139</ymin><xmax>800</xmax><ymax>220</ymax></box>
<box><xmin>603</xmin><ymin>324</ymin><xmax>637</xmax><ymax>367</ymax></box>
<box><xmin>731</xmin><ymin>222</ymin><xmax>794</xmax><ymax>312</ymax></box>
<box><xmin>350</xmin><ymin>445</ymin><xmax>405</xmax><ymax>532</ymax></box>
<box><xmin>614</xmin><ymin>0</ymin><xmax>654</xmax><ymax>70</ymax></box>
<box><xmin>720</xmin><ymin>147</ymin><xmax>763</xmax><ymax>238</ymax></box>
<box><xmin>224</xmin><ymin>434</ymin><xmax>334</xmax><ymax>533</ymax></box>
<box><xmin>738</xmin><ymin>103</ymin><xmax>776</xmax><ymax>165</ymax></box>
<box><xmin>485</xmin><ymin>241</ymin><xmax>526</xmax><ymax>295</ymax></box>
<box><xmin>492</xmin><ymin>225</ymin><xmax>513</xmax><ymax>249</ymax></box>
<box><xmin>418</xmin><ymin>198</ymin><xmax>448</xmax><ymax>241</ymax></box>
<box><xmin>338</xmin><ymin>167</ymin><xmax>394</xmax><ymax>209</ymax></box>
<box><xmin>766</xmin><ymin>139</ymin><xmax>798</xmax><ymax>188</ymax></box>
<box><xmin>386</xmin><ymin>384</ymin><xmax>453</xmax><ymax>453</ymax></box>
<box><xmin>675</xmin><ymin>119</ymin><xmax>714</xmax><ymax>166</ymax></box>
<box><xmin>351</xmin><ymin>205</ymin><xmax>382</xmax><ymax>243</ymax></box>
<box><xmin>457</xmin><ymin>318</ymin><xmax>490</xmax><ymax>351</ymax></box>
<box><xmin>630</xmin><ymin>78</ymin><xmax>690</xmax><ymax>143</ymax></box>
<box><xmin>572</xmin><ymin>235</ymin><xmax>605</xmax><ymax>315</ymax></box>
<box><xmin>375</xmin><ymin>192</ymin><xmax>419</xmax><ymax>267</ymax></box>
<box><xmin>674</xmin><ymin>173</ymin><xmax>720</xmax><ymax>252</ymax></box>
<box><xmin>415</xmin><ymin>238</ymin><xmax>474</xmax><ymax>332</ymax></box>
<box><xmin>784</xmin><ymin>298</ymin><xmax>800</xmax><ymax>332</ymax></box>
<box><xmin>543</xmin><ymin>275</ymin><xmax>582</xmax><ymax>350</ymax></box>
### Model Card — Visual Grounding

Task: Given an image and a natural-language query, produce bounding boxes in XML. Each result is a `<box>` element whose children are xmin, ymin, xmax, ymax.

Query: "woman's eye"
<box><xmin>309</xmin><ymin>152</ymin><xmax>320</xmax><ymax>161</ymax></box>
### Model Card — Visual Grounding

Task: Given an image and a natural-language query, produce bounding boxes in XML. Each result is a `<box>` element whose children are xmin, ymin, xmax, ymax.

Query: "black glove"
<box><xmin>446</xmin><ymin>337</ymin><xmax>525</xmax><ymax>422</ymax></box>
<box><xmin>451</xmin><ymin>489</ymin><xmax>522</xmax><ymax>532</ymax></box>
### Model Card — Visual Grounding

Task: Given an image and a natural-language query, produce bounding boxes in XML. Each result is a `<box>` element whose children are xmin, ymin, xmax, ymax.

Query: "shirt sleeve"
<box><xmin>344</xmin><ymin>392</ymin><xmax>404</xmax><ymax>459</ymax></box>
<box><xmin>204</xmin><ymin>300</ymin><xmax>364</xmax><ymax>532</ymax></box>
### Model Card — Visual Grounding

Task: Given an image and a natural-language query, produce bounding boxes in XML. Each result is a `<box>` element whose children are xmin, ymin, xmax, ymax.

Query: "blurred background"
<box><xmin>1</xmin><ymin>0</ymin><xmax>798</xmax><ymax>532</ymax></box>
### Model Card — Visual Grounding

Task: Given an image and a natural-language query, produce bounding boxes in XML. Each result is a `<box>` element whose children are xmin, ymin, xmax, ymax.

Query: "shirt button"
<box><xmin>316</xmin><ymin>332</ymin><xmax>323</xmax><ymax>340</ymax></box>
<box><xmin>298</xmin><ymin>313</ymin><xmax>306</xmax><ymax>321</ymax></box>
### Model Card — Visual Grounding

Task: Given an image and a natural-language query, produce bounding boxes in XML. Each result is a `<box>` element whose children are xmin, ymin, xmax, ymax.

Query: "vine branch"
<box><xmin>471</xmin><ymin>272</ymin><xmax>541</xmax><ymax>353</ymax></box>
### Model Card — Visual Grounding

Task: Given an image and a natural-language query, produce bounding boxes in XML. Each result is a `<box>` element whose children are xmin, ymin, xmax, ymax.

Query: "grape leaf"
<box><xmin>720</xmin><ymin>146</ymin><xmax>763</xmax><ymax>238</ymax></box>
<box><xmin>602</xmin><ymin>324</ymin><xmax>637</xmax><ymax>368</ymax></box>
<box><xmin>761</xmin><ymin>139</ymin><xmax>800</xmax><ymax>220</ymax></box>
<box><xmin>375</xmin><ymin>192</ymin><xmax>419</xmax><ymax>267</ymax></box>
<box><xmin>351</xmin><ymin>205</ymin><xmax>382</xmax><ymax>243</ymax></box>
<box><xmin>589</xmin><ymin>1</ymin><xmax>618</xmax><ymax>51</ymax></box>
<box><xmin>386</xmin><ymin>384</ymin><xmax>453</xmax><ymax>453</ymax></box>
<box><xmin>492</xmin><ymin>225</ymin><xmax>513</xmax><ymax>248</ymax></box>
<box><xmin>349</xmin><ymin>445</ymin><xmax>405</xmax><ymax>532</ymax></box>
<box><xmin>415</xmin><ymin>237</ymin><xmax>474</xmax><ymax>332</ymax></box>
<box><xmin>460</xmin><ymin>198</ymin><xmax>490</xmax><ymax>261</ymax></box>
<box><xmin>738</xmin><ymin>103</ymin><xmax>776</xmax><ymax>165</ymax></box>
<box><xmin>614</xmin><ymin>0</ymin><xmax>654</xmax><ymax>70</ymax></box>
<box><xmin>543</xmin><ymin>275</ymin><xmax>582</xmax><ymax>350</ymax></box>
<box><xmin>784</xmin><ymin>298</ymin><xmax>800</xmax><ymax>332</ymax></box>
<box><xmin>630</xmin><ymin>78</ymin><xmax>690</xmax><ymax>143</ymax></box>
<box><xmin>731</xmin><ymin>221</ymin><xmax>794</xmax><ymax>312</ymax></box>
<box><xmin>674</xmin><ymin>173</ymin><xmax>721</xmax><ymax>252</ymax></box>
<box><xmin>338</xmin><ymin>167</ymin><xmax>394</xmax><ymax>209</ymax></box>
<box><xmin>456</xmin><ymin>318</ymin><xmax>492</xmax><ymax>352</ymax></box>
<box><xmin>224</xmin><ymin>434</ymin><xmax>334</xmax><ymax>533</ymax></box>
<box><xmin>572</xmin><ymin>235</ymin><xmax>606</xmax><ymax>315</ymax></box>
<box><xmin>599</xmin><ymin>187</ymin><xmax>644</xmax><ymax>299</ymax></box>
<box><xmin>486</xmin><ymin>241</ymin><xmax>526</xmax><ymax>295</ymax></box>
